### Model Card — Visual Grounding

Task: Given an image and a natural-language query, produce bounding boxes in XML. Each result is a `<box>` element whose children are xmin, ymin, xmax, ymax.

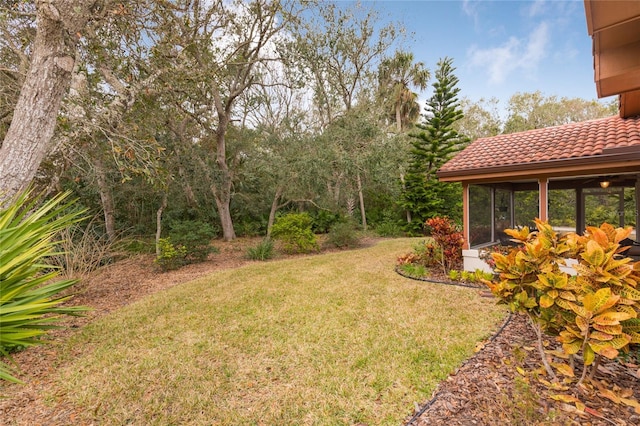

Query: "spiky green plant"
<box><xmin>1</xmin><ymin>190</ymin><xmax>88</xmax><ymax>383</ymax></box>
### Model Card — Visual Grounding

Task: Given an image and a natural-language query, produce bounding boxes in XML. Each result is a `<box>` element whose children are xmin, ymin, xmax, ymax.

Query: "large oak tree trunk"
<box><xmin>211</xmin><ymin>111</ymin><xmax>236</xmax><ymax>241</ymax></box>
<box><xmin>213</xmin><ymin>187</ymin><xmax>235</xmax><ymax>241</ymax></box>
<box><xmin>0</xmin><ymin>1</ymin><xmax>101</xmax><ymax>203</ymax></box>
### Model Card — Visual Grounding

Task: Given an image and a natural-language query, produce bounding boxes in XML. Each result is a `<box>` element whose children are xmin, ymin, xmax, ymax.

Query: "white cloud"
<box><xmin>467</xmin><ymin>22</ymin><xmax>550</xmax><ymax>85</ymax></box>
<box><xmin>527</xmin><ymin>0</ymin><xmax>547</xmax><ymax>18</ymax></box>
<box><xmin>462</xmin><ymin>0</ymin><xmax>479</xmax><ymax>24</ymax></box>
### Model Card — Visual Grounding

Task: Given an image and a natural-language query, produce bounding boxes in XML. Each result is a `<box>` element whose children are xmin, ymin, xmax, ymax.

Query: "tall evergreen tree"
<box><xmin>401</xmin><ymin>57</ymin><xmax>468</xmax><ymax>233</ymax></box>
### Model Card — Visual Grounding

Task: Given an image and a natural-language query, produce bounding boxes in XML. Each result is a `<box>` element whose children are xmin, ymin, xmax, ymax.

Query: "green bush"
<box><xmin>375</xmin><ymin>220</ymin><xmax>404</xmax><ymax>237</ymax></box>
<box><xmin>155</xmin><ymin>237</ymin><xmax>188</xmax><ymax>271</ymax></box>
<box><xmin>374</xmin><ymin>211</ymin><xmax>405</xmax><ymax>237</ymax></box>
<box><xmin>412</xmin><ymin>240</ymin><xmax>442</xmax><ymax>267</ymax></box>
<box><xmin>116</xmin><ymin>237</ymin><xmax>156</xmax><ymax>255</ymax></box>
<box><xmin>235</xmin><ymin>219</ymin><xmax>266</xmax><ymax>237</ymax></box>
<box><xmin>271</xmin><ymin>213</ymin><xmax>319</xmax><ymax>254</ymax></box>
<box><xmin>167</xmin><ymin>220</ymin><xmax>217</xmax><ymax>263</ymax></box>
<box><xmin>326</xmin><ymin>221</ymin><xmax>361</xmax><ymax>249</ymax></box>
<box><xmin>246</xmin><ymin>238</ymin><xmax>275</xmax><ymax>261</ymax></box>
<box><xmin>0</xmin><ymin>190</ymin><xmax>89</xmax><ymax>383</ymax></box>
<box><xmin>311</xmin><ymin>210</ymin><xmax>341</xmax><ymax>234</ymax></box>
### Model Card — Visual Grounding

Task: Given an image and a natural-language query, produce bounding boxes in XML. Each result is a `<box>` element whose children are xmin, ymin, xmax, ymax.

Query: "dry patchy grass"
<box><xmin>55</xmin><ymin>238</ymin><xmax>506</xmax><ymax>425</ymax></box>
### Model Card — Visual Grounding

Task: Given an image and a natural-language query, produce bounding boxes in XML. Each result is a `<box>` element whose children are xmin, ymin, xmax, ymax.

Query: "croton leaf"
<box><xmin>554</xmin><ymin>297</ymin><xmax>578</xmax><ymax>312</ymax></box>
<box><xmin>583</xmin><ymin>344</ymin><xmax>596</xmax><ymax>366</ymax></box>
<box><xmin>589</xmin><ymin>331</ymin><xmax>614</xmax><ymax>341</ymax></box>
<box><xmin>504</xmin><ymin>226</ymin><xmax>531</xmax><ymax>242</ymax></box>
<box><xmin>588</xmin><ymin>340</ymin><xmax>619</xmax><ymax>359</ymax></box>
<box><xmin>491</xmin><ymin>252</ymin><xmax>509</xmax><ymax>271</ymax></box>
<box><xmin>540</xmin><ymin>293</ymin><xmax>555</xmax><ymax>308</ymax></box>
<box><xmin>587</xmin><ymin>227</ymin><xmax>610</xmax><ymax>248</ymax></box>
<box><xmin>617</xmin><ymin>305</ymin><xmax>638</xmax><ymax>318</ymax></box>
<box><xmin>552</xmin><ymin>362</ymin><xmax>575</xmax><ymax>377</ymax></box>
<box><xmin>575</xmin><ymin>316</ymin><xmax>589</xmax><ymax>333</ymax></box>
<box><xmin>593</xmin><ymin>311</ymin><xmax>632</xmax><ymax>326</ymax></box>
<box><xmin>560</xmin><ymin>327</ymin><xmax>582</xmax><ymax>340</ymax></box>
<box><xmin>592</xmin><ymin>323</ymin><xmax>623</xmax><ymax>335</ymax></box>
<box><xmin>614</xmin><ymin>226</ymin><xmax>633</xmax><ymax>244</ymax></box>
<box><xmin>581</xmin><ymin>240</ymin><xmax>606</xmax><ymax>267</ymax></box>
<box><xmin>626</xmin><ymin>332</ymin><xmax>640</xmax><ymax>344</ymax></box>
<box><xmin>582</xmin><ymin>288</ymin><xmax>614</xmax><ymax>313</ymax></box>
<box><xmin>559</xmin><ymin>291</ymin><xmax>577</xmax><ymax>301</ymax></box>
<box><xmin>620</xmin><ymin>285</ymin><xmax>640</xmax><ymax>301</ymax></box>
<box><xmin>622</xmin><ymin>318</ymin><xmax>640</xmax><ymax>332</ymax></box>
<box><xmin>603</xmin><ymin>256</ymin><xmax>631</xmax><ymax>273</ymax></box>
<box><xmin>569</xmin><ymin>304</ymin><xmax>588</xmax><ymax>319</ymax></box>
<box><xmin>561</xmin><ymin>339</ymin><xmax>582</xmax><ymax>355</ymax></box>
<box><xmin>609</xmin><ymin>335</ymin><xmax>631</xmax><ymax>349</ymax></box>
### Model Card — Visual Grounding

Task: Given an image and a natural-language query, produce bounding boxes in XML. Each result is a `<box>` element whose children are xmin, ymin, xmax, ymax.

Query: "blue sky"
<box><xmin>369</xmin><ymin>0</ymin><xmax>614</xmax><ymax>109</ymax></box>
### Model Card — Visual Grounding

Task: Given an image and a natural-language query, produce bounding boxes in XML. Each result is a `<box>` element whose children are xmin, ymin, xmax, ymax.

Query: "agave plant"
<box><xmin>0</xmin><ymin>190</ymin><xmax>88</xmax><ymax>383</ymax></box>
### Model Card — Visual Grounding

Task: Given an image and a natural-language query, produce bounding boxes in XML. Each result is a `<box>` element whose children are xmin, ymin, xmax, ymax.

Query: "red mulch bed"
<box><xmin>1</xmin><ymin>237</ymin><xmax>639</xmax><ymax>425</ymax></box>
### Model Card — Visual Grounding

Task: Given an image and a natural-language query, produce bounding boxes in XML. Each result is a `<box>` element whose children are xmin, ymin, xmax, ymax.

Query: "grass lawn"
<box><xmin>56</xmin><ymin>238</ymin><xmax>506</xmax><ymax>425</ymax></box>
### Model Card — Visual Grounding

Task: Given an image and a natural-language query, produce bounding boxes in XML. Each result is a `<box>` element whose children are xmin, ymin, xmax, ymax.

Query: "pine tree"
<box><xmin>401</xmin><ymin>57</ymin><xmax>469</xmax><ymax>233</ymax></box>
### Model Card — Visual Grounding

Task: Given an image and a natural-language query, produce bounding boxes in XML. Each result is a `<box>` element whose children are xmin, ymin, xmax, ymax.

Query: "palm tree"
<box><xmin>378</xmin><ymin>51</ymin><xmax>430</xmax><ymax>133</ymax></box>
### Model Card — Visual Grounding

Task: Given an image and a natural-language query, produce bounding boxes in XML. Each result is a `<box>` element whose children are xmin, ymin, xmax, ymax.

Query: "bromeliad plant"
<box><xmin>484</xmin><ymin>220</ymin><xmax>640</xmax><ymax>387</ymax></box>
<box><xmin>0</xmin><ymin>190</ymin><xmax>88</xmax><ymax>383</ymax></box>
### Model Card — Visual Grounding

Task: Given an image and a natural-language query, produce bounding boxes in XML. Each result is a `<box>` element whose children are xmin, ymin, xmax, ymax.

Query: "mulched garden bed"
<box><xmin>396</xmin><ymin>268</ymin><xmax>640</xmax><ymax>425</ymax></box>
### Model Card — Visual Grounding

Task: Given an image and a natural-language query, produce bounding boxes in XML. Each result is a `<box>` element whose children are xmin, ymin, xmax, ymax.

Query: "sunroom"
<box><xmin>437</xmin><ymin>115</ymin><xmax>640</xmax><ymax>272</ymax></box>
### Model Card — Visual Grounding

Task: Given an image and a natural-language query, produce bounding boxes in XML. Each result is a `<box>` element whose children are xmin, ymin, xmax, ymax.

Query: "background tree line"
<box><xmin>0</xmin><ymin>0</ymin><xmax>617</xmax><ymax>249</ymax></box>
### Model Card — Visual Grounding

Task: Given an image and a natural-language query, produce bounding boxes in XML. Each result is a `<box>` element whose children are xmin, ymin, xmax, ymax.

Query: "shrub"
<box><xmin>425</xmin><ymin>217</ymin><xmax>464</xmax><ymax>273</ymax></box>
<box><xmin>374</xmin><ymin>211</ymin><xmax>405</xmax><ymax>237</ymax></box>
<box><xmin>375</xmin><ymin>219</ymin><xmax>404</xmax><ymax>237</ymax></box>
<box><xmin>311</xmin><ymin>210</ymin><xmax>341</xmax><ymax>234</ymax></box>
<box><xmin>167</xmin><ymin>220</ymin><xmax>217</xmax><ymax>263</ymax></box>
<box><xmin>48</xmin><ymin>216</ymin><xmax>117</xmax><ymax>278</ymax></box>
<box><xmin>271</xmin><ymin>213</ymin><xmax>319</xmax><ymax>254</ymax></box>
<box><xmin>236</xmin><ymin>219</ymin><xmax>265</xmax><ymax>237</ymax></box>
<box><xmin>326</xmin><ymin>221</ymin><xmax>360</xmax><ymax>249</ymax></box>
<box><xmin>246</xmin><ymin>238</ymin><xmax>275</xmax><ymax>261</ymax></box>
<box><xmin>414</xmin><ymin>240</ymin><xmax>443</xmax><ymax>267</ymax></box>
<box><xmin>155</xmin><ymin>237</ymin><xmax>188</xmax><ymax>271</ymax></box>
<box><xmin>116</xmin><ymin>237</ymin><xmax>155</xmax><ymax>255</ymax></box>
<box><xmin>396</xmin><ymin>240</ymin><xmax>441</xmax><ymax>271</ymax></box>
<box><xmin>0</xmin><ymin>190</ymin><xmax>89</xmax><ymax>383</ymax></box>
<box><xmin>484</xmin><ymin>220</ymin><xmax>640</xmax><ymax>392</ymax></box>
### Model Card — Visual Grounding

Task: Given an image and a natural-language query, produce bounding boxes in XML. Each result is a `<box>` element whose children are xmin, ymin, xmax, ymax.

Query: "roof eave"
<box><xmin>437</xmin><ymin>151</ymin><xmax>640</xmax><ymax>183</ymax></box>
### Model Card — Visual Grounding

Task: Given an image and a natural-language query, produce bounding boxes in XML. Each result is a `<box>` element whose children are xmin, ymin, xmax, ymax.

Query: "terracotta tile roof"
<box><xmin>439</xmin><ymin>115</ymin><xmax>640</xmax><ymax>177</ymax></box>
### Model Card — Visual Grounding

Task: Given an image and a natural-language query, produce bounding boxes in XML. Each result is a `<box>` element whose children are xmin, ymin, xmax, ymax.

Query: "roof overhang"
<box><xmin>585</xmin><ymin>0</ymin><xmax>640</xmax><ymax>117</ymax></box>
<box><xmin>438</xmin><ymin>149</ymin><xmax>640</xmax><ymax>184</ymax></box>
